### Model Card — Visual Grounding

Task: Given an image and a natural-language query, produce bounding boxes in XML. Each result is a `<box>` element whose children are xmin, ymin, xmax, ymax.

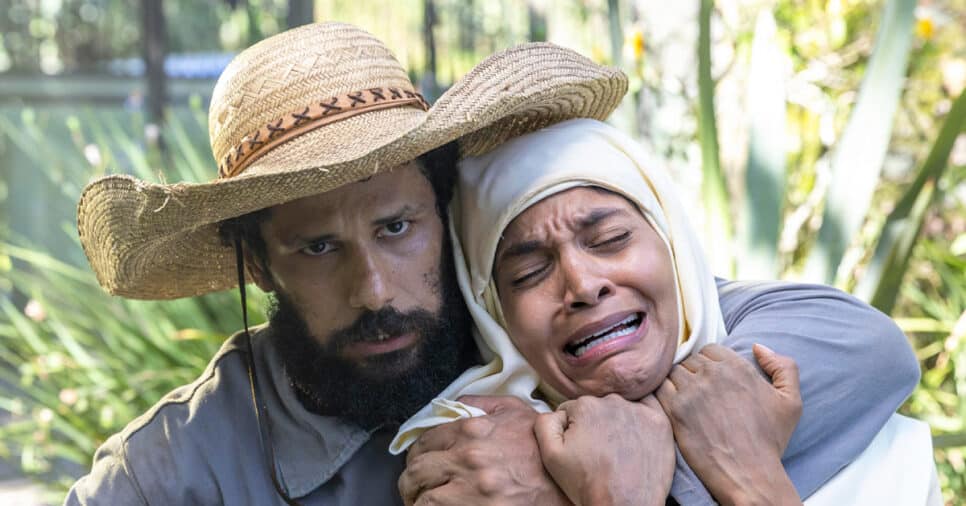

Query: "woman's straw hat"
<box><xmin>77</xmin><ymin>22</ymin><xmax>627</xmax><ymax>300</ymax></box>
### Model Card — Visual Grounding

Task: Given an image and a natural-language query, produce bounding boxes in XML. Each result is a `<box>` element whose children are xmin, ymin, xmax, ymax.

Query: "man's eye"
<box><xmin>380</xmin><ymin>220</ymin><xmax>411</xmax><ymax>237</ymax></box>
<box><xmin>300</xmin><ymin>241</ymin><xmax>331</xmax><ymax>256</ymax></box>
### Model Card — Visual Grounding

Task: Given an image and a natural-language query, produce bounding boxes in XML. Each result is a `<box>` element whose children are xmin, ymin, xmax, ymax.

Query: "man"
<box><xmin>68</xmin><ymin>22</ymin><xmax>919</xmax><ymax>505</ymax></box>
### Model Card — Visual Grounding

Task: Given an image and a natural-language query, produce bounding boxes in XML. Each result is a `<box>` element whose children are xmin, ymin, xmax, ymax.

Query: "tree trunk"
<box><xmin>421</xmin><ymin>0</ymin><xmax>440</xmax><ymax>101</ymax></box>
<box><xmin>142</xmin><ymin>0</ymin><xmax>167</xmax><ymax>127</ymax></box>
<box><xmin>287</xmin><ymin>0</ymin><xmax>314</xmax><ymax>28</ymax></box>
<box><xmin>607</xmin><ymin>0</ymin><xmax>622</xmax><ymax>65</ymax></box>
<box><xmin>528</xmin><ymin>0</ymin><xmax>547</xmax><ymax>42</ymax></box>
<box><xmin>458</xmin><ymin>0</ymin><xmax>475</xmax><ymax>51</ymax></box>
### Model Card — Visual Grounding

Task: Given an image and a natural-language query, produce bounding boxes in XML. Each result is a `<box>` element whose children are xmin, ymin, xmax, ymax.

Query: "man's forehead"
<box><xmin>264</xmin><ymin>164</ymin><xmax>434</xmax><ymax>232</ymax></box>
<box><xmin>277</xmin><ymin>163</ymin><xmax>428</xmax><ymax>208</ymax></box>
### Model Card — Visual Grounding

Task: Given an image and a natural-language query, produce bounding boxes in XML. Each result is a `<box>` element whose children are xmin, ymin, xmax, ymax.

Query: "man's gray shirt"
<box><xmin>64</xmin><ymin>280</ymin><xmax>921</xmax><ymax>505</ymax></box>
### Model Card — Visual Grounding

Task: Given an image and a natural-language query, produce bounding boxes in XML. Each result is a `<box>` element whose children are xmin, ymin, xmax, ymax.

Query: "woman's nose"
<box><xmin>560</xmin><ymin>253</ymin><xmax>614</xmax><ymax>310</ymax></box>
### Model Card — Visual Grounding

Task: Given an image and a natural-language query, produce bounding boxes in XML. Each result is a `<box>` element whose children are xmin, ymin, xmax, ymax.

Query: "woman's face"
<box><xmin>494</xmin><ymin>187</ymin><xmax>679</xmax><ymax>401</ymax></box>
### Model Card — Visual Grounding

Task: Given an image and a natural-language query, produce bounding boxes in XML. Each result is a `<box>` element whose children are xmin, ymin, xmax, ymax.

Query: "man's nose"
<box><xmin>560</xmin><ymin>253</ymin><xmax>614</xmax><ymax>311</ymax></box>
<box><xmin>347</xmin><ymin>250</ymin><xmax>394</xmax><ymax>311</ymax></box>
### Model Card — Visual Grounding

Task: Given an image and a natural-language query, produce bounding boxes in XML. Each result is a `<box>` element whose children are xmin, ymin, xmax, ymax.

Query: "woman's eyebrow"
<box><xmin>498</xmin><ymin>240</ymin><xmax>544</xmax><ymax>263</ymax></box>
<box><xmin>577</xmin><ymin>207</ymin><xmax>625</xmax><ymax>228</ymax></box>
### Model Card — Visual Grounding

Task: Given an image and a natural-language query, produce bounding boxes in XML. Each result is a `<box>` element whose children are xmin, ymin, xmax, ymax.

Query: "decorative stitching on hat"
<box><xmin>266</xmin><ymin>119</ymin><xmax>285</xmax><ymax>138</ymax></box>
<box><xmin>218</xmin><ymin>88</ymin><xmax>429</xmax><ymax>178</ymax></box>
<box><xmin>320</xmin><ymin>98</ymin><xmax>342</xmax><ymax>115</ymax></box>
<box><xmin>291</xmin><ymin>107</ymin><xmax>312</xmax><ymax>125</ymax></box>
<box><xmin>347</xmin><ymin>92</ymin><xmax>366</xmax><ymax>107</ymax></box>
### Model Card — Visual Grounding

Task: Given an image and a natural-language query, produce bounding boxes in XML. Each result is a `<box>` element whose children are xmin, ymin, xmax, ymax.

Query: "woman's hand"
<box><xmin>534</xmin><ymin>394</ymin><xmax>674</xmax><ymax>506</ymax></box>
<box><xmin>655</xmin><ymin>344</ymin><xmax>803</xmax><ymax>506</ymax></box>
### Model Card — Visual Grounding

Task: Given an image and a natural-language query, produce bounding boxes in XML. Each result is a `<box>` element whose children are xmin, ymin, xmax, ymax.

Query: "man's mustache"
<box><xmin>325</xmin><ymin>306</ymin><xmax>439</xmax><ymax>352</ymax></box>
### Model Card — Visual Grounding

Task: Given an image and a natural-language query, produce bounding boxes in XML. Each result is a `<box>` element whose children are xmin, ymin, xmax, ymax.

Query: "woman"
<box><xmin>392</xmin><ymin>119</ymin><xmax>939</xmax><ymax>505</ymax></box>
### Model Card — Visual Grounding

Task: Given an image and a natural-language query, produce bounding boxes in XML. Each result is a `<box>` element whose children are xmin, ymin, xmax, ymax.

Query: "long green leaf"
<box><xmin>803</xmin><ymin>0</ymin><xmax>916</xmax><ymax>283</ymax></box>
<box><xmin>698</xmin><ymin>0</ymin><xmax>733</xmax><ymax>274</ymax></box>
<box><xmin>854</xmin><ymin>88</ymin><xmax>966</xmax><ymax>313</ymax></box>
<box><xmin>738</xmin><ymin>9</ymin><xmax>787</xmax><ymax>279</ymax></box>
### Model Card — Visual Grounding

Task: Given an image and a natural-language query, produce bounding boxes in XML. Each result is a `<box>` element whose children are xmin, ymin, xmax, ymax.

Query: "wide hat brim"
<box><xmin>77</xmin><ymin>42</ymin><xmax>628</xmax><ymax>300</ymax></box>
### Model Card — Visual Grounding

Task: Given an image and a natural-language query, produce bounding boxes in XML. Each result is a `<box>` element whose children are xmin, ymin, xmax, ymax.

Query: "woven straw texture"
<box><xmin>77</xmin><ymin>22</ymin><xmax>628</xmax><ymax>300</ymax></box>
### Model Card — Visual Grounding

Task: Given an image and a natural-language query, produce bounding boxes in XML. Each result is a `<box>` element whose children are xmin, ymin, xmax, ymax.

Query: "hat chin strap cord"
<box><xmin>235</xmin><ymin>238</ymin><xmax>302</xmax><ymax>506</ymax></box>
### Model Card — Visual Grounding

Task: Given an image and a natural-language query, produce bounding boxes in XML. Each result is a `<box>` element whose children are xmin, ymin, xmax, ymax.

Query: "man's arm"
<box><xmin>64</xmin><ymin>433</ymin><xmax>147</xmax><ymax>506</ymax></box>
<box><xmin>715</xmin><ymin>278</ymin><xmax>920</xmax><ymax>498</ymax></box>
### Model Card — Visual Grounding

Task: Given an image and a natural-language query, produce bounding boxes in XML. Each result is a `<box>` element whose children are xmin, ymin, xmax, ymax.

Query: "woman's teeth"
<box><xmin>567</xmin><ymin>314</ymin><xmax>643</xmax><ymax>358</ymax></box>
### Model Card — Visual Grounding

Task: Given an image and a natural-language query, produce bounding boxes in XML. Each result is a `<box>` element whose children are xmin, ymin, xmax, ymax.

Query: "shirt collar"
<box><xmin>251</xmin><ymin>326</ymin><xmax>372</xmax><ymax>498</ymax></box>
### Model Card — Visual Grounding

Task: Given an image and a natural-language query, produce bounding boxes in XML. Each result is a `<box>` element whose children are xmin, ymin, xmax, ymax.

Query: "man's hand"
<box><xmin>534</xmin><ymin>394</ymin><xmax>675</xmax><ymax>506</ymax></box>
<box><xmin>397</xmin><ymin>395</ymin><xmax>570</xmax><ymax>506</ymax></box>
<box><xmin>655</xmin><ymin>344</ymin><xmax>803</xmax><ymax>506</ymax></box>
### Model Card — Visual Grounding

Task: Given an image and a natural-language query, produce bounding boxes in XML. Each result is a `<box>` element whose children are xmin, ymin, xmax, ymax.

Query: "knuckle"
<box><xmin>459</xmin><ymin>417</ymin><xmax>493</xmax><ymax>439</ymax></box>
<box><xmin>603</xmin><ymin>392</ymin><xmax>625</xmax><ymax>404</ymax></box>
<box><xmin>461</xmin><ymin>445</ymin><xmax>490</xmax><ymax>469</ymax></box>
<box><xmin>476</xmin><ymin>469</ymin><xmax>504</xmax><ymax>496</ymax></box>
<box><xmin>397</xmin><ymin>474</ymin><xmax>411</xmax><ymax>498</ymax></box>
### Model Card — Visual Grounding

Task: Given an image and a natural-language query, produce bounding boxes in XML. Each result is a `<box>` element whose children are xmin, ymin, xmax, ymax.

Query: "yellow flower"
<box><xmin>625</xmin><ymin>29</ymin><xmax>645</xmax><ymax>62</ymax></box>
<box><xmin>591</xmin><ymin>44</ymin><xmax>607</xmax><ymax>64</ymax></box>
<box><xmin>915</xmin><ymin>17</ymin><xmax>934</xmax><ymax>40</ymax></box>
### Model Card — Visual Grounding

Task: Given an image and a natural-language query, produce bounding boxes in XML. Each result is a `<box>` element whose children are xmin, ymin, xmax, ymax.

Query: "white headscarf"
<box><xmin>390</xmin><ymin>118</ymin><xmax>726</xmax><ymax>453</ymax></box>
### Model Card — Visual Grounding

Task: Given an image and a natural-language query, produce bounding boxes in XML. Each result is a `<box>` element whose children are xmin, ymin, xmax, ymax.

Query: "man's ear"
<box><xmin>244</xmin><ymin>248</ymin><xmax>275</xmax><ymax>292</ymax></box>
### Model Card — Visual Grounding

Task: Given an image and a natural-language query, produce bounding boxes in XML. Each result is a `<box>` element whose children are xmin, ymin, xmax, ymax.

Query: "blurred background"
<box><xmin>0</xmin><ymin>0</ymin><xmax>963</xmax><ymax>503</ymax></box>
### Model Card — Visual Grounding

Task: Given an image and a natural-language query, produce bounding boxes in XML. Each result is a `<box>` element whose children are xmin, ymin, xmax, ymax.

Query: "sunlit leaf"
<box><xmin>803</xmin><ymin>0</ymin><xmax>917</xmax><ymax>284</ymax></box>
<box><xmin>855</xmin><ymin>88</ymin><xmax>966</xmax><ymax>313</ymax></box>
<box><xmin>739</xmin><ymin>9</ymin><xmax>787</xmax><ymax>279</ymax></box>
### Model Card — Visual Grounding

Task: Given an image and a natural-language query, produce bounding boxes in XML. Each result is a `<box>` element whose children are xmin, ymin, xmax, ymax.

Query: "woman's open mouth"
<box><xmin>564</xmin><ymin>312</ymin><xmax>646</xmax><ymax>359</ymax></box>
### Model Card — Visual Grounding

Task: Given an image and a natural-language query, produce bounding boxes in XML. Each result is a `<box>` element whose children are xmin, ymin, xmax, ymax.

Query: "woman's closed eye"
<box><xmin>589</xmin><ymin>230</ymin><xmax>631</xmax><ymax>250</ymax></box>
<box><xmin>511</xmin><ymin>262</ymin><xmax>551</xmax><ymax>288</ymax></box>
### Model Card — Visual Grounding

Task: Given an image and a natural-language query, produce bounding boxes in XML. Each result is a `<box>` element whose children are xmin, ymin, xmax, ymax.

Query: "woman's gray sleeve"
<box><xmin>715</xmin><ymin>278</ymin><xmax>920</xmax><ymax>499</ymax></box>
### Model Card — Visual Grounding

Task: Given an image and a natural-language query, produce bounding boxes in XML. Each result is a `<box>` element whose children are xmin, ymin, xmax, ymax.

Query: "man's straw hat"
<box><xmin>77</xmin><ymin>22</ymin><xmax>627</xmax><ymax>300</ymax></box>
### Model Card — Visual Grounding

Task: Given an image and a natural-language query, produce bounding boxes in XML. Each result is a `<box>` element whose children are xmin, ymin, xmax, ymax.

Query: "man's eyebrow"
<box><xmin>577</xmin><ymin>207</ymin><xmax>625</xmax><ymax>228</ymax></box>
<box><xmin>372</xmin><ymin>204</ymin><xmax>423</xmax><ymax>227</ymax></box>
<box><xmin>286</xmin><ymin>232</ymin><xmax>336</xmax><ymax>249</ymax></box>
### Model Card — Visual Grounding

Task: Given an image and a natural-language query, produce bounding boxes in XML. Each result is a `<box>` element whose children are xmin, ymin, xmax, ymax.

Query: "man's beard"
<box><xmin>268</xmin><ymin>242</ymin><xmax>476</xmax><ymax>430</ymax></box>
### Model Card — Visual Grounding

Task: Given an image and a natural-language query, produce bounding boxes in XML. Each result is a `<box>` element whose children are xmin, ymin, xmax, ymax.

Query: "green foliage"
<box><xmin>859</xmin><ymin>87</ymin><xmax>966</xmax><ymax>314</ymax></box>
<box><xmin>803</xmin><ymin>0</ymin><xmax>917</xmax><ymax>283</ymax></box>
<box><xmin>738</xmin><ymin>9</ymin><xmax>787</xmax><ymax>279</ymax></box>
<box><xmin>697</xmin><ymin>0</ymin><xmax>733</xmax><ymax>273</ymax></box>
<box><xmin>0</xmin><ymin>107</ymin><xmax>266</xmax><ymax>497</ymax></box>
<box><xmin>687</xmin><ymin>0</ymin><xmax>965</xmax><ymax>501</ymax></box>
